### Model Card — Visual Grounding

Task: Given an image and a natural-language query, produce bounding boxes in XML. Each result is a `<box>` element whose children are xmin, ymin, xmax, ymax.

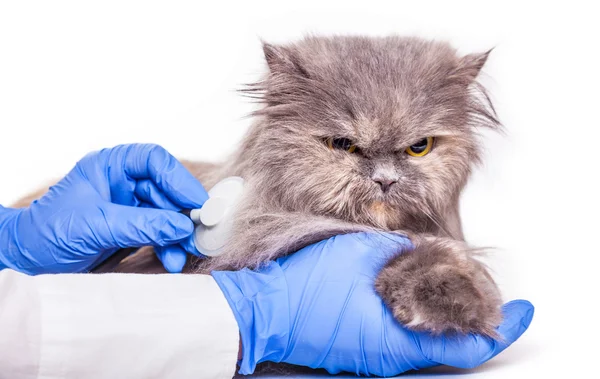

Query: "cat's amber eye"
<box><xmin>326</xmin><ymin>137</ymin><xmax>357</xmax><ymax>153</ymax></box>
<box><xmin>405</xmin><ymin>137</ymin><xmax>434</xmax><ymax>157</ymax></box>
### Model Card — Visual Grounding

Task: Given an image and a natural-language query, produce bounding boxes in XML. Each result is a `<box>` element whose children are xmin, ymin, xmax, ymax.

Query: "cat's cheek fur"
<box><xmin>374</xmin><ymin>236</ymin><xmax>503</xmax><ymax>339</ymax></box>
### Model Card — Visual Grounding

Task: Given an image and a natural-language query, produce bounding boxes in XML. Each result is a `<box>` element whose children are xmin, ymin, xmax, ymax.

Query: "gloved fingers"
<box><xmin>178</xmin><ymin>233</ymin><xmax>204</xmax><ymax>257</ymax></box>
<box><xmin>134</xmin><ymin>180</ymin><xmax>180</xmax><ymax>211</ymax></box>
<box><xmin>116</xmin><ymin>144</ymin><xmax>209</xmax><ymax>209</ymax></box>
<box><xmin>137</xmin><ymin>202</ymin><xmax>201</xmax><ymax>257</ymax></box>
<box><xmin>100</xmin><ymin>203</ymin><xmax>194</xmax><ymax>248</ymax></box>
<box><xmin>138</xmin><ymin>208</ymin><xmax>203</xmax><ymax>257</ymax></box>
<box><xmin>421</xmin><ymin>300</ymin><xmax>534</xmax><ymax>369</ymax></box>
<box><xmin>492</xmin><ymin>299</ymin><xmax>535</xmax><ymax>355</ymax></box>
<box><xmin>155</xmin><ymin>245</ymin><xmax>188</xmax><ymax>273</ymax></box>
<box><xmin>138</xmin><ymin>201</ymin><xmax>156</xmax><ymax>209</ymax></box>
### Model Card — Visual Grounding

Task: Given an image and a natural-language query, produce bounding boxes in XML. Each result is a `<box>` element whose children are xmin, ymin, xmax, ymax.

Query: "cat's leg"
<box><xmin>106</xmin><ymin>212</ymin><xmax>368</xmax><ymax>274</ymax></box>
<box><xmin>375</xmin><ymin>235</ymin><xmax>503</xmax><ymax>338</ymax></box>
<box><xmin>194</xmin><ymin>210</ymin><xmax>371</xmax><ymax>273</ymax></box>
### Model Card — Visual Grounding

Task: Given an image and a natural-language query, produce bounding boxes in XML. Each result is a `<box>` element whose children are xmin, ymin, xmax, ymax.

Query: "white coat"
<box><xmin>0</xmin><ymin>270</ymin><xmax>239</xmax><ymax>379</ymax></box>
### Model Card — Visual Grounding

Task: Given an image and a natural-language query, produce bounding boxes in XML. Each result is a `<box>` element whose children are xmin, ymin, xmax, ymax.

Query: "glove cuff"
<box><xmin>0</xmin><ymin>206</ymin><xmax>24</xmax><ymax>271</ymax></box>
<box><xmin>212</xmin><ymin>263</ymin><xmax>291</xmax><ymax>375</ymax></box>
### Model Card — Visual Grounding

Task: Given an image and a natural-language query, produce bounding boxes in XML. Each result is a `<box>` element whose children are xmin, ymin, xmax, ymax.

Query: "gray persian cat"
<box><xmin>17</xmin><ymin>36</ymin><xmax>503</xmax><ymax>338</ymax></box>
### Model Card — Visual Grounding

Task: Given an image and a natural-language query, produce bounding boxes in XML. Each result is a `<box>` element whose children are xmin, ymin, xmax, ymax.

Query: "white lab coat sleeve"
<box><xmin>0</xmin><ymin>269</ymin><xmax>240</xmax><ymax>379</ymax></box>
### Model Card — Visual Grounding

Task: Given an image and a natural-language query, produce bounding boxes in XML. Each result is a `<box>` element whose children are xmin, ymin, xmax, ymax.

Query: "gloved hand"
<box><xmin>0</xmin><ymin>144</ymin><xmax>207</xmax><ymax>274</ymax></box>
<box><xmin>212</xmin><ymin>232</ymin><xmax>534</xmax><ymax>376</ymax></box>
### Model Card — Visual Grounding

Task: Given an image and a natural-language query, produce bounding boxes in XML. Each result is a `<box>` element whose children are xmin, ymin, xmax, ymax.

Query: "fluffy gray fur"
<box><xmin>115</xmin><ymin>35</ymin><xmax>504</xmax><ymax>337</ymax></box>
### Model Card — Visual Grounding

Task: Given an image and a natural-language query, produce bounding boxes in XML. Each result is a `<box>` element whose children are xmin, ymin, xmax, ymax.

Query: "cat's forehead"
<box><xmin>261</xmin><ymin>36</ymin><xmax>494</xmax><ymax>147</ymax></box>
<box><xmin>296</xmin><ymin>36</ymin><xmax>459</xmax><ymax>95</ymax></box>
<box><xmin>296</xmin><ymin>37</ymin><xmax>469</xmax><ymax>145</ymax></box>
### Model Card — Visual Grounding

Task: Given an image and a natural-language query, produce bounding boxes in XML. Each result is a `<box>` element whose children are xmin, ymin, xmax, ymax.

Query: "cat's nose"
<box><xmin>374</xmin><ymin>178</ymin><xmax>397</xmax><ymax>192</ymax></box>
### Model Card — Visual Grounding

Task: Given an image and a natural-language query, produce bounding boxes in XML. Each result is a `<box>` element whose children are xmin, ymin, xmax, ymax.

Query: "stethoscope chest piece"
<box><xmin>190</xmin><ymin>176</ymin><xmax>244</xmax><ymax>257</ymax></box>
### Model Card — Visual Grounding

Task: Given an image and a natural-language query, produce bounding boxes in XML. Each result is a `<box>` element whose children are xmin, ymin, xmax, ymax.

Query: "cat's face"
<box><xmin>243</xmin><ymin>36</ymin><xmax>498</xmax><ymax>232</ymax></box>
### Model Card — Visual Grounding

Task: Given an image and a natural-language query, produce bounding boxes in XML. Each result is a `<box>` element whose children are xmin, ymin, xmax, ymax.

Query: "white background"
<box><xmin>1</xmin><ymin>1</ymin><xmax>598</xmax><ymax>377</ymax></box>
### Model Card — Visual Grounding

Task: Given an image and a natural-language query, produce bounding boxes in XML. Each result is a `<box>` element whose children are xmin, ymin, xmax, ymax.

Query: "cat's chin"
<box><xmin>365</xmin><ymin>201</ymin><xmax>404</xmax><ymax>230</ymax></box>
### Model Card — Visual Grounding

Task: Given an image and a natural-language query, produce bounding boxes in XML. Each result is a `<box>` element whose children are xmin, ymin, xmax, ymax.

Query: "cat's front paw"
<box><xmin>375</xmin><ymin>237</ymin><xmax>503</xmax><ymax>338</ymax></box>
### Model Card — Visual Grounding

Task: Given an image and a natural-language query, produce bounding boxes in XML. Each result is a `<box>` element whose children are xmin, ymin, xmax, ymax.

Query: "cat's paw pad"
<box><xmin>375</xmin><ymin>238</ymin><xmax>503</xmax><ymax>338</ymax></box>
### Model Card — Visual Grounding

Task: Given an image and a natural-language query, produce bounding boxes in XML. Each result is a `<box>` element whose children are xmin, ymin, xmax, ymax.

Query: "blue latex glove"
<box><xmin>212</xmin><ymin>232</ymin><xmax>534</xmax><ymax>376</ymax></box>
<box><xmin>0</xmin><ymin>144</ymin><xmax>207</xmax><ymax>274</ymax></box>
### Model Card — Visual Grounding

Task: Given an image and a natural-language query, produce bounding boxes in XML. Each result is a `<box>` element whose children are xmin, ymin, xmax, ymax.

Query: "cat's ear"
<box><xmin>455</xmin><ymin>49</ymin><xmax>493</xmax><ymax>81</ymax></box>
<box><xmin>262</xmin><ymin>42</ymin><xmax>310</xmax><ymax>78</ymax></box>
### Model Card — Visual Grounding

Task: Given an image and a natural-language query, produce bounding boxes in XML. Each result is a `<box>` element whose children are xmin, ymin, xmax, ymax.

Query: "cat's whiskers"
<box><xmin>422</xmin><ymin>204</ymin><xmax>456</xmax><ymax>239</ymax></box>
